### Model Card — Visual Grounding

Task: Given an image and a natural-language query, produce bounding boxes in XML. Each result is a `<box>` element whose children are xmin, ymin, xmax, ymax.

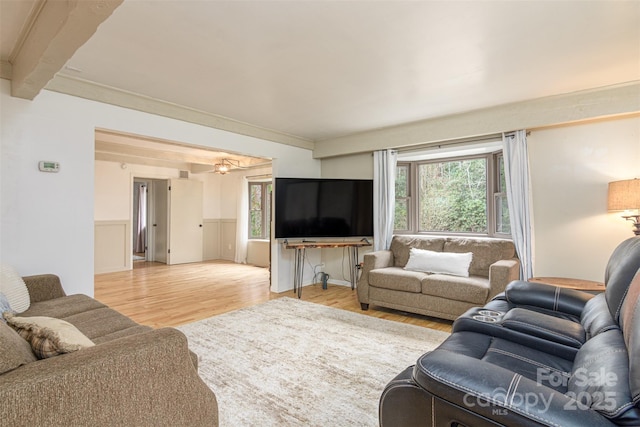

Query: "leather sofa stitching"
<box><xmin>571</xmin><ymin>348</ymin><xmax>627</xmax><ymax>372</ymax></box>
<box><xmin>569</xmin><ymin>347</ymin><xmax>631</xmax><ymax>417</ymax></box>
<box><xmin>586</xmin><ymin>324</ymin><xmax>618</xmax><ymax>340</ymax></box>
<box><xmin>614</xmin><ymin>286</ymin><xmax>631</xmax><ymax>320</ymax></box>
<box><xmin>418</xmin><ymin>362</ymin><xmax>564</xmax><ymax>427</ymax></box>
<box><xmin>501</xmin><ymin>320</ymin><xmax>584</xmax><ymax>347</ymax></box>
<box><xmin>602</xmin><ymin>401</ymin><xmax>635</xmax><ymax>418</ymax></box>
<box><xmin>487</xmin><ymin>348</ymin><xmax>571</xmax><ymax>378</ymax></box>
<box><xmin>517</xmin><ymin>304</ymin><xmax>580</xmax><ymax>322</ymax></box>
<box><xmin>506</xmin><ymin>374</ymin><xmax>522</xmax><ymax>406</ymax></box>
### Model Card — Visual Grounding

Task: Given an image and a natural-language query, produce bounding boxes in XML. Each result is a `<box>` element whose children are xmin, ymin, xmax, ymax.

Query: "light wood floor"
<box><xmin>94</xmin><ymin>260</ymin><xmax>452</xmax><ymax>333</ymax></box>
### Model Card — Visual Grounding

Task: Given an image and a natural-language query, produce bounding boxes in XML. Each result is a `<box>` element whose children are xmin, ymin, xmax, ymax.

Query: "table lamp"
<box><xmin>608</xmin><ymin>178</ymin><xmax>640</xmax><ymax>235</ymax></box>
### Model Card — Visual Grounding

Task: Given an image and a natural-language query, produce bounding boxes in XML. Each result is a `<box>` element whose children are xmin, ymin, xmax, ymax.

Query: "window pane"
<box><xmin>498</xmin><ymin>155</ymin><xmax>506</xmax><ymax>192</ymax></box>
<box><xmin>418</xmin><ymin>159</ymin><xmax>487</xmax><ymax>233</ymax></box>
<box><xmin>249</xmin><ymin>182</ymin><xmax>271</xmax><ymax>239</ymax></box>
<box><xmin>495</xmin><ymin>194</ymin><xmax>511</xmax><ymax>234</ymax></box>
<box><xmin>250</xmin><ymin>185</ymin><xmax>262</xmax><ymax>210</ymax></box>
<box><xmin>394</xmin><ymin>199</ymin><xmax>408</xmax><ymax>230</ymax></box>
<box><xmin>395</xmin><ymin>165</ymin><xmax>408</xmax><ymax>197</ymax></box>
<box><xmin>250</xmin><ymin>210</ymin><xmax>262</xmax><ymax>238</ymax></box>
<box><xmin>495</xmin><ymin>154</ymin><xmax>510</xmax><ymax>234</ymax></box>
<box><xmin>394</xmin><ymin>165</ymin><xmax>409</xmax><ymax>231</ymax></box>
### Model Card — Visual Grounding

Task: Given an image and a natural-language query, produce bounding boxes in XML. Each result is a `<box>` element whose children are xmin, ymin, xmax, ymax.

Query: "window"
<box><xmin>249</xmin><ymin>182</ymin><xmax>272</xmax><ymax>239</ymax></box>
<box><xmin>494</xmin><ymin>153</ymin><xmax>511</xmax><ymax>235</ymax></box>
<box><xmin>394</xmin><ymin>164</ymin><xmax>410</xmax><ymax>231</ymax></box>
<box><xmin>395</xmin><ymin>151</ymin><xmax>509</xmax><ymax>237</ymax></box>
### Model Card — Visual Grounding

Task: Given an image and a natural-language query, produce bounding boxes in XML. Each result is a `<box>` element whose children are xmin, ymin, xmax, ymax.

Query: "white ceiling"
<box><xmin>2</xmin><ymin>0</ymin><xmax>640</xmax><ymax>146</ymax></box>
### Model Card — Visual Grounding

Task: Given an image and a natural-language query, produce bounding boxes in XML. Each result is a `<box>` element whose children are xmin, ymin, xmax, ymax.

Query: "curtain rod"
<box><xmin>395</xmin><ymin>130</ymin><xmax>531</xmax><ymax>154</ymax></box>
<box><xmin>395</xmin><ymin>133</ymin><xmax>502</xmax><ymax>154</ymax></box>
<box><xmin>246</xmin><ymin>173</ymin><xmax>272</xmax><ymax>179</ymax></box>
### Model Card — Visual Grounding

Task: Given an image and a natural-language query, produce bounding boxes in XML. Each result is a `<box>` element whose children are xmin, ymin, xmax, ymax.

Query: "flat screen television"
<box><xmin>275</xmin><ymin>178</ymin><xmax>373</xmax><ymax>239</ymax></box>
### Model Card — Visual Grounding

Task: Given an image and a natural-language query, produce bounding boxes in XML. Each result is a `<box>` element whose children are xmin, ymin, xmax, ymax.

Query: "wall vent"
<box><xmin>179</xmin><ymin>170</ymin><xmax>189</xmax><ymax>179</ymax></box>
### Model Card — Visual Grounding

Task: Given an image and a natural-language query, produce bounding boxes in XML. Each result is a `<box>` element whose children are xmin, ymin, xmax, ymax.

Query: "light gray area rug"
<box><xmin>178</xmin><ymin>297</ymin><xmax>449</xmax><ymax>426</ymax></box>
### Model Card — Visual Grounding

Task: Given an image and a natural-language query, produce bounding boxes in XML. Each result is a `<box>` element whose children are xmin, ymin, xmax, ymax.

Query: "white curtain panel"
<box><xmin>373</xmin><ymin>150</ymin><xmax>397</xmax><ymax>251</ymax></box>
<box><xmin>134</xmin><ymin>184</ymin><xmax>147</xmax><ymax>253</ymax></box>
<box><xmin>502</xmin><ymin>130</ymin><xmax>534</xmax><ymax>280</ymax></box>
<box><xmin>235</xmin><ymin>176</ymin><xmax>249</xmax><ymax>264</ymax></box>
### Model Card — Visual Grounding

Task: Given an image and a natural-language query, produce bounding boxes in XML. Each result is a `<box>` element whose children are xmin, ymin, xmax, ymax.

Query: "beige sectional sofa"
<box><xmin>357</xmin><ymin>235</ymin><xmax>520</xmax><ymax>321</ymax></box>
<box><xmin>1</xmin><ymin>274</ymin><xmax>218</xmax><ymax>426</ymax></box>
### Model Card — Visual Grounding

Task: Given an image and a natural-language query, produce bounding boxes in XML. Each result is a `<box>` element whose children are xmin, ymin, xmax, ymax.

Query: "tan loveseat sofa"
<box><xmin>0</xmin><ymin>274</ymin><xmax>218</xmax><ymax>426</ymax></box>
<box><xmin>357</xmin><ymin>235</ymin><xmax>520</xmax><ymax>321</ymax></box>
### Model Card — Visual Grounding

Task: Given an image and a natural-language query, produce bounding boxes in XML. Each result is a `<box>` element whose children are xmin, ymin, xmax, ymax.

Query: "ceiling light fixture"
<box><xmin>213</xmin><ymin>158</ymin><xmax>241</xmax><ymax>174</ymax></box>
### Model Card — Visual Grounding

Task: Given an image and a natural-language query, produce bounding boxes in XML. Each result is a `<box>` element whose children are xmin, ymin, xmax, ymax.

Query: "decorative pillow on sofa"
<box><xmin>0</xmin><ymin>320</ymin><xmax>37</xmax><ymax>374</ymax></box>
<box><xmin>0</xmin><ymin>264</ymin><xmax>30</xmax><ymax>313</ymax></box>
<box><xmin>4</xmin><ymin>313</ymin><xmax>95</xmax><ymax>359</ymax></box>
<box><xmin>404</xmin><ymin>248</ymin><xmax>473</xmax><ymax>277</ymax></box>
<box><xmin>0</xmin><ymin>293</ymin><xmax>13</xmax><ymax>322</ymax></box>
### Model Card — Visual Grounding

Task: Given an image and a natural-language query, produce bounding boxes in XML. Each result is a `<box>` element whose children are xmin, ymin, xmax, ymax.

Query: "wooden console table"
<box><xmin>529</xmin><ymin>277</ymin><xmax>605</xmax><ymax>293</ymax></box>
<box><xmin>285</xmin><ymin>240</ymin><xmax>372</xmax><ymax>298</ymax></box>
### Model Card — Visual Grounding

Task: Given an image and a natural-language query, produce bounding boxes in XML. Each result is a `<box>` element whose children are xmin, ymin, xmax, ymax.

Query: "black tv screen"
<box><xmin>275</xmin><ymin>178</ymin><xmax>373</xmax><ymax>239</ymax></box>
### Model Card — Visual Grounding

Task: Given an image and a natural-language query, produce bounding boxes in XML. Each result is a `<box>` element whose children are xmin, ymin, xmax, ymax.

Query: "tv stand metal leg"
<box><xmin>293</xmin><ymin>247</ymin><xmax>305</xmax><ymax>299</ymax></box>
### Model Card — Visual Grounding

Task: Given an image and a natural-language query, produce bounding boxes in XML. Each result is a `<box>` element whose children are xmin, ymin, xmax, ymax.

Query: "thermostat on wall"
<box><xmin>38</xmin><ymin>161</ymin><xmax>60</xmax><ymax>173</ymax></box>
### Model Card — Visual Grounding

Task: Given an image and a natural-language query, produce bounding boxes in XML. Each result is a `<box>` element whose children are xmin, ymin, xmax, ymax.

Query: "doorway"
<box><xmin>132</xmin><ymin>177</ymin><xmax>203</xmax><ymax>265</ymax></box>
<box><xmin>133</xmin><ymin>178</ymin><xmax>169</xmax><ymax>263</ymax></box>
<box><xmin>133</xmin><ymin>179</ymin><xmax>149</xmax><ymax>261</ymax></box>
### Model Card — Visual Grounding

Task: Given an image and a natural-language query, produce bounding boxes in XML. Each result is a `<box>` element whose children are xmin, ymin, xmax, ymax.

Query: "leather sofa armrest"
<box><xmin>505</xmin><ymin>280</ymin><xmax>594</xmax><ymax>318</ymax></box>
<box><xmin>357</xmin><ymin>251</ymin><xmax>393</xmax><ymax>305</ymax></box>
<box><xmin>413</xmin><ymin>350</ymin><xmax>617</xmax><ymax>426</ymax></box>
<box><xmin>0</xmin><ymin>328</ymin><xmax>218</xmax><ymax>426</ymax></box>
<box><xmin>452</xmin><ymin>308</ymin><xmax>581</xmax><ymax>360</ymax></box>
<box><xmin>487</xmin><ymin>258</ymin><xmax>520</xmax><ymax>300</ymax></box>
<box><xmin>22</xmin><ymin>274</ymin><xmax>66</xmax><ymax>303</ymax></box>
<box><xmin>501</xmin><ymin>308</ymin><xmax>586</xmax><ymax>348</ymax></box>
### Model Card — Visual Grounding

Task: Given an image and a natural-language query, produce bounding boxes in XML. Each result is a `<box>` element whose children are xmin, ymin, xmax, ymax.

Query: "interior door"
<box><xmin>168</xmin><ymin>179</ymin><xmax>203</xmax><ymax>265</ymax></box>
<box><xmin>152</xmin><ymin>180</ymin><xmax>169</xmax><ymax>263</ymax></box>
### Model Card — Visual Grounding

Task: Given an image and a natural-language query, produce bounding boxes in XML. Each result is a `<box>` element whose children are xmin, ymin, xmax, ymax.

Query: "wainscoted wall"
<box><xmin>205</xmin><ymin>220</ymin><xmax>269</xmax><ymax>266</ymax></box>
<box><xmin>221</xmin><ymin>219</ymin><xmax>236</xmax><ymax>261</ymax></box>
<box><xmin>203</xmin><ymin>218</ymin><xmax>237</xmax><ymax>262</ymax></box>
<box><xmin>203</xmin><ymin>219</ymin><xmax>221</xmax><ymax>260</ymax></box>
<box><xmin>247</xmin><ymin>240</ymin><xmax>270</xmax><ymax>268</ymax></box>
<box><xmin>95</xmin><ymin>220</ymin><xmax>131</xmax><ymax>274</ymax></box>
<box><xmin>96</xmin><ymin>217</ymin><xmax>269</xmax><ymax>272</ymax></box>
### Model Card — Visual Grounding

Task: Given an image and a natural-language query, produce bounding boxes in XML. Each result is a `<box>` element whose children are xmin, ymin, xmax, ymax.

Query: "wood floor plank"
<box><xmin>94</xmin><ymin>260</ymin><xmax>452</xmax><ymax>333</ymax></box>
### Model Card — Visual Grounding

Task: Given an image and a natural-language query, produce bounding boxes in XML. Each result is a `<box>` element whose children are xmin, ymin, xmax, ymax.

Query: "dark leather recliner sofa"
<box><xmin>379</xmin><ymin>237</ymin><xmax>640</xmax><ymax>427</ymax></box>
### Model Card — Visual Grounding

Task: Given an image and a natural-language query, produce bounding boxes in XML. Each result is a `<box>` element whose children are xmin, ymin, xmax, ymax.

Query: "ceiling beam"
<box><xmin>95</xmin><ymin>140</ymin><xmax>220</xmax><ymax>165</ymax></box>
<box><xmin>95</xmin><ymin>152</ymin><xmax>192</xmax><ymax>171</ymax></box>
<box><xmin>9</xmin><ymin>0</ymin><xmax>123</xmax><ymax>100</ymax></box>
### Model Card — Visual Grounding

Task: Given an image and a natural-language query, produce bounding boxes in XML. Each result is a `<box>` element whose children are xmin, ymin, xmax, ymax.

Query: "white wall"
<box><xmin>321</xmin><ymin>152</ymin><xmax>373</xmax><ymax>178</ymax></box>
<box><xmin>0</xmin><ymin>83</ymin><xmax>95</xmax><ymax>296</ymax></box>
<box><xmin>95</xmin><ymin>161</ymin><xmax>185</xmax><ymax>220</ymax></box>
<box><xmin>528</xmin><ymin>115</ymin><xmax>640</xmax><ymax>281</ymax></box>
<box><xmin>0</xmin><ymin>79</ymin><xmax>318</xmax><ymax>296</ymax></box>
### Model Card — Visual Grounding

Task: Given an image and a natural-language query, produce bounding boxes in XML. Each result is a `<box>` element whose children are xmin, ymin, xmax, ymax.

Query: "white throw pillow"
<box><xmin>404</xmin><ymin>248</ymin><xmax>473</xmax><ymax>277</ymax></box>
<box><xmin>0</xmin><ymin>264</ymin><xmax>30</xmax><ymax>313</ymax></box>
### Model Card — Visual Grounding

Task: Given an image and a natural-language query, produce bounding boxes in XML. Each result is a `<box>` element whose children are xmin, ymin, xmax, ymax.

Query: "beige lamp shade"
<box><xmin>608</xmin><ymin>179</ymin><xmax>640</xmax><ymax>211</ymax></box>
